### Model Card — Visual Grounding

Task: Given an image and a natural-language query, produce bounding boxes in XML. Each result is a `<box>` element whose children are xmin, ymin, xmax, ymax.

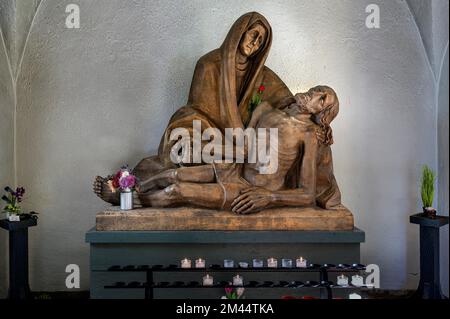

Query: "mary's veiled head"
<box><xmin>239</xmin><ymin>22</ymin><xmax>267</xmax><ymax>58</ymax></box>
<box><xmin>221</xmin><ymin>12</ymin><xmax>273</xmax><ymax>64</ymax></box>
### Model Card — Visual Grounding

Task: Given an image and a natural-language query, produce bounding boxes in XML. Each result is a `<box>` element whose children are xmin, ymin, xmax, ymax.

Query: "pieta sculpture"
<box><xmin>93</xmin><ymin>12</ymin><xmax>342</xmax><ymax>215</ymax></box>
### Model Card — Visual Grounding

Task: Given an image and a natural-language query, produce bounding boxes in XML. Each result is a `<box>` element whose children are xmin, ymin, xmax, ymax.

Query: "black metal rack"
<box><xmin>104</xmin><ymin>263</ymin><xmax>367</xmax><ymax>299</ymax></box>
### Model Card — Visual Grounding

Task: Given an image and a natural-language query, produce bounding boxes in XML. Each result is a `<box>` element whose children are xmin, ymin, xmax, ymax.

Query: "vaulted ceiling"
<box><xmin>0</xmin><ymin>1</ymin><xmax>448</xmax><ymax>82</ymax></box>
<box><xmin>0</xmin><ymin>0</ymin><xmax>41</xmax><ymax>79</ymax></box>
<box><xmin>406</xmin><ymin>0</ymin><xmax>449</xmax><ymax>80</ymax></box>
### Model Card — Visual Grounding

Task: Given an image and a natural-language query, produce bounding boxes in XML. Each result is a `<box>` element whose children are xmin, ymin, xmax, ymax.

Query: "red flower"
<box><xmin>258</xmin><ymin>85</ymin><xmax>265</xmax><ymax>92</ymax></box>
<box><xmin>112</xmin><ymin>171</ymin><xmax>121</xmax><ymax>189</ymax></box>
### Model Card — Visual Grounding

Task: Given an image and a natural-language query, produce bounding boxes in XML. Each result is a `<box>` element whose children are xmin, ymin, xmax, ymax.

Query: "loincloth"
<box><xmin>212</xmin><ymin>163</ymin><xmax>251</xmax><ymax>210</ymax></box>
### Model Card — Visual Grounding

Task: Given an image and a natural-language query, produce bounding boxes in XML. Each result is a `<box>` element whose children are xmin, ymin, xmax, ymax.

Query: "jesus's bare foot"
<box><xmin>93</xmin><ymin>176</ymin><xmax>120</xmax><ymax>205</ymax></box>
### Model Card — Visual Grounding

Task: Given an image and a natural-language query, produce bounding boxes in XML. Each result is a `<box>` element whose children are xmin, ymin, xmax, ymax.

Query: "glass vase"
<box><xmin>120</xmin><ymin>189</ymin><xmax>133</xmax><ymax>210</ymax></box>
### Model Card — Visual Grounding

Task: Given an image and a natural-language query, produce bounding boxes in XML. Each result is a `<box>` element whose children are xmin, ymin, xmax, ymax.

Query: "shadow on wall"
<box><xmin>438</xmin><ymin>48</ymin><xmax>449</xmax><ymax>297</ymax></box>
<box><xmin>0</xmin><ymin>29</ymin><xmax>14</xmax><ymax>300</ymax></box>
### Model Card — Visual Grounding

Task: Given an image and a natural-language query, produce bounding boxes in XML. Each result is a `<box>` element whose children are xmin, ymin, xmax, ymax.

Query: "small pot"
<box><xmin>423</xmin><ymin>207</ymin><xmax>437</xmax><ymax>219</ymax></box>
<box><xmin>6</xmin><ymin>212</ymin><xmax>20</xmax><ymax>221</ymax></box>
<box><xmin>120</xmin><ymin>190</ymin><xmax>133</xmax><ymax>210</ymax></box>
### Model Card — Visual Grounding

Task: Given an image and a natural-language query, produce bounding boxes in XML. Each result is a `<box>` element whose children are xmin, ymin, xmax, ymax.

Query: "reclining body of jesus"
<box><xmin>137</xmin><ymin>85</ymin><xmax>339</xmax><ymax>215</ymax></box>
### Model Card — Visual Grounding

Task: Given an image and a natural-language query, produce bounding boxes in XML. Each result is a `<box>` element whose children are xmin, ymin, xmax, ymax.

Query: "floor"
<box><xmin>28</xmin><ymin>290</ymin><xmax>418</xmax><ymax>300</ymax></box>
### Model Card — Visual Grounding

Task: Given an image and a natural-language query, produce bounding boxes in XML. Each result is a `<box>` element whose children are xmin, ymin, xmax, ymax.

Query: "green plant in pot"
<box><xmin>421</xmin><ymin>165</ymin><xmax>437</xmax><ymax>218</ymax></box>
<box><xmin>1</xmin><ymin>186</ymin><xmax>37</xmax><ymax>221</ymax></box>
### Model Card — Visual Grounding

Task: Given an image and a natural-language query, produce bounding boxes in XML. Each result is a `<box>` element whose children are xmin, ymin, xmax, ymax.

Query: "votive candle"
<box><xmin>224</xmin><ymin>259</ymin><xmax>234</xmax><ymax>268</ymax></box>
<box><xmin>233</xmin><ymin>274</ymin><xmax>244</xmax><ymax>286</ymax></box>
<box><xmin>267</xmin><ymin>258</ymin><xmax>278</xmax><ymax>268</ymax></box>
<box><xmin>337</xmin><ymin>274</ymin><xmax>349</xmax><ymax>286</ymax></box>
<box><xmin>195</xmin><ymin>258</ymin><xmax>206</xmax><ymax>268</ymax></box>
<box><xmin>252</xmin><ymin>259</ymin><xmax>264</xmax><ymax>268</ymax></box>
<box><xmin>351</xmin><ymin>275</ymin><xmax>364</xmax><ymax>287</ymax></box>
<box><xmin>202</xmin><ymin>274</ymin><xmax>214</xmax><ymax>286</ymax></box>
<box><xmin>296</xmin><ymin>257</ymin><xmax>307</xmax><ymax>268</ymax></box>
<box><xmin>181</xmin><ymin>258</ymin><xmax>192</xmax><ymax>268</ymax></box>
<box><xmin>282</xmin><ymin>259</ymin><xmax>293</xmax><ymax>268</ymax></box>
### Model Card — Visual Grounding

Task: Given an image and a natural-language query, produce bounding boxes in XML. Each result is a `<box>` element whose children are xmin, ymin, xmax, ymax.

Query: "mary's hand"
<box><xmin>231</xmin><ymin>187</ymin><xmax>274</xmax><ymax>215</ymax></box>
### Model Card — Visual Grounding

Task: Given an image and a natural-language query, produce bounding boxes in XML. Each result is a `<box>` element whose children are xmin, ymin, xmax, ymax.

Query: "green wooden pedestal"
<box><xmin>86</xmin><ymin>228</ymin><xmax>365</xmax><ymax>299</ymax></box>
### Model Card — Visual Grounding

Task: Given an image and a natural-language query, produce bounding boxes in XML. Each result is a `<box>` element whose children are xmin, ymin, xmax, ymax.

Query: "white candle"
<box><xmin>267</xmin><ymin>258</ymin><xmax>278</xmax><ymax>268</ymax></box>
<box><xmin>282</xmin><ymin>259</ymin><xmax>293</xmax><ymax>268</ymax></box>
<box><xmin>224</xmin><ymin>259</ymin><xmax>234</xmax><ymax>268</ymax></box>
<box><xmin>351</xmin><ymin>275</ymin><xmax>364</xmax><ymax>287</ymax></box>
<box><xmin>296</xmin><ymin>257</ymin><xmax>307</xmax><ymax>268</ymax></box>
<box><xmin>233</xmin><ymin>274</ymin><xmax>244</xmax><ymax>286</ymax></box>
<box><xmin>195</xmin><ymin>258</ymin><xmax>206</xmax><ymax>268</ymax></box>
<box><xmin>202</xmin><ymin>274</ymin><xmax>213</xmax><ymax>286</ymax></box>
<box><xmin>252</xmin><ymin>259</ymin><xmax>263</xmax><ymax>268</ymax></box>
<box><xmin>337</xmin><ymin>274</ymin><xmax>349</xmax><ymax>286</ymax></box>
<box><xmin>181</xmin><ymin>258</ymin><xmax>192</xmax><ymax>268</ymax></box>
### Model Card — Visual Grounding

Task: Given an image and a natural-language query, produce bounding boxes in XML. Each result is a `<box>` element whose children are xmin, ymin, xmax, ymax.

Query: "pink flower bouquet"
<box><xmin>108</xmin><ymin>166</ymin><xmax>137</xmax><ymax>192</ymax></box>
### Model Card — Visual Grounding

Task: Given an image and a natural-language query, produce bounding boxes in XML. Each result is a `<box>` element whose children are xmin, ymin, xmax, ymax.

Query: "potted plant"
<box><xmin>108</xmin><ymin>165</ymin><xmax>137</xmax><ymax>210</ymax></box>
<box><xmin>420</xmin><ymin>165</ymin><xmax>436</xmax><ymax>218</ymax></box>
<box><xmin>1</xmin><ymin>186</ymin><xmax>37</xmax><ymax>221</ymax></box>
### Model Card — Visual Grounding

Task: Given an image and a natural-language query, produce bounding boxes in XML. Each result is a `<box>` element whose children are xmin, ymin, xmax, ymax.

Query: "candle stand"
<box><xmin>103</xmin><ymin>263</ymin><xmax>367</xmax><ymax>299</ymax></box>
<box><xmin>86</xmin><ymin>227</ymin><xmax>365</xmax><ymax>299</ymax></box>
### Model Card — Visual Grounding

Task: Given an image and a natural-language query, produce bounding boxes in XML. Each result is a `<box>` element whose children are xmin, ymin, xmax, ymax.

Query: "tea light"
<box><xmin>181</xmin><ymin>258</ymin><xmax>192</xmax><ymax>268</ymax></box>
<box><xmin>202</xmin><ymin>274</ymin><xmax>214</xmax><ymax>286</ymax></box>
<box><xmin>224</xmin><ymin>259</ymin><xmax>234</xmax><ymax>268</ymax></box>
<box><xmin>351</xmin><ymin>275</ymin><xmax>364</xmax><ymax>287</ymax></box>
<box><xmin>337</xmin><ymin>274</ymin><xmax>349</xmax><ymax>286</ymax></box>
<box><xmin>296</xmin><ymin>257</ymin><xmax>307</xmax><ymax>268</ymax></box>
<box><xmin>267</xmin><ymin>258</ymin><xmax>278</xmax><ymax>268</ymax></box>
<box><xmin>238</xmin><ymin>262</ymin><xmax>249</xmax><ymax>268</ymax></box>
<box><xmin>252</xmin><ymin>259</ymin><xmax>264</xmax><ymax>268</ymax></box>
<box><xmin>233</xmin><ymin>274</ymin><xmax>244</xmax><ymax>286</ymax></box>
<box><xmin>282</xmin><ymin>259</ymin><xmax>293</xmax><ymax>268</ymax></box>
<box><xmin>349</xmin><ymin>293</ymin><xmax>362</xmax><ymax>299</ymax></box>
<box><xmin>195</xmin><ymin>258</ymin><xmax>206</xmax><ymax>268</ymax></box>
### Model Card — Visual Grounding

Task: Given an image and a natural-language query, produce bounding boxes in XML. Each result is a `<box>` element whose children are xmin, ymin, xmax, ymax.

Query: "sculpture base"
<box><xmin>96</xmin><ymin>205</ymin><xmax>354</xmax><ymax>231</ymax></box>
